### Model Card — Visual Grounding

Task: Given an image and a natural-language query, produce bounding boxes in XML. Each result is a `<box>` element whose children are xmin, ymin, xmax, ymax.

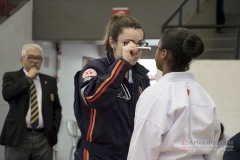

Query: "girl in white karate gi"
<box><xmin>127</xmin><ymin>28</ymin><xmax>221</xmax><ymax>160</ymax></box>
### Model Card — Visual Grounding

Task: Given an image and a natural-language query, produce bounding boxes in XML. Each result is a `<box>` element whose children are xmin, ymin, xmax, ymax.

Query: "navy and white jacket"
<box><xmin>74</xmin><ymin>53</ymin><xmax>150</xmax><ymax>159</ymax></box>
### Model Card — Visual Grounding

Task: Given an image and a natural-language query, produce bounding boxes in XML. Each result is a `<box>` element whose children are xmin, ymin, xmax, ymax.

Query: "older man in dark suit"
<box><xmin>0</xmin><ymin>43</ymin><xmax>62</xmax><ymax>160</ymax></box>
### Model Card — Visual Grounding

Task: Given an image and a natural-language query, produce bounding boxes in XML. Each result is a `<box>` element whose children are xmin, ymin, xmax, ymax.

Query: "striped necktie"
<box><xmin>30</xmin><ymin>83</ymin><xmax>39</xmax><ymax>128</ymax></box>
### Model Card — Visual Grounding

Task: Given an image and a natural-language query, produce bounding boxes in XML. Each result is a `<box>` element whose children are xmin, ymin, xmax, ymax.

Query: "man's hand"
<box><xmin>27</xmin><ymin>67</ymin><xmax>39</xmax><ymax>79</ymax></box>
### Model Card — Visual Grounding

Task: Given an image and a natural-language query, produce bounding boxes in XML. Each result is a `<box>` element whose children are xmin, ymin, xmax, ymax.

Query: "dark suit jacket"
<box><xmin>0</xmin><ymin>68</ymin><xmax>62</xmax><ymax>147</ymax></box>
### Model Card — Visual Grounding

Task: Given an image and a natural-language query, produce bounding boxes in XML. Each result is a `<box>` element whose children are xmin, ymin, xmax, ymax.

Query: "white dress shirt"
<box><xmin>24</xmin><ymin>69</ymin><xmax>44</xmax><ymax>128</ymax></box>
<box><xmin>127</xmin><ymin>72</ymin><xmax>221</xmax><ymax>160</ymax></box>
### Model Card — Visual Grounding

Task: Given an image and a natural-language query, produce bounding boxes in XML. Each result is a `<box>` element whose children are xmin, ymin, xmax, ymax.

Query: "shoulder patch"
<box><xmin>82</xmin><ymin>68</ymin><xmax>97</xmax><ymax>78</ymax></box>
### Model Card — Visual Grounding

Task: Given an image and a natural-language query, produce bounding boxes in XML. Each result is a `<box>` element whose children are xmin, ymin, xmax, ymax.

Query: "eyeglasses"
<box><xmin>122</xmin><ymin>41</ymin><xmax>148</xmax><ymax>47</ymax></box>
<box><xmin>23</xmin><ymin>55</ymin><xmax>43</xmax><ymax>62</ymax></box>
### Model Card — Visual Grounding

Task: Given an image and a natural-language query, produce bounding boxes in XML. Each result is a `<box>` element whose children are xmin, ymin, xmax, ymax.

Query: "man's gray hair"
<box><xmin>22</xmin><ymin>43</ymin><xmax>43</xmax><ymax>56</ymax></box>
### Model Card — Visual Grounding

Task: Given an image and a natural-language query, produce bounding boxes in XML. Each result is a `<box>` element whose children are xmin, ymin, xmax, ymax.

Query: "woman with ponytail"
<box><xmin>74</xmin><ymin>12</ymin><xmax>150</xmax><ymax>160</ymax></box>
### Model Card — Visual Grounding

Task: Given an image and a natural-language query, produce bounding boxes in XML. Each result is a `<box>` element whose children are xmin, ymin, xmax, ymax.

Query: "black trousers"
<box><xmin>216</xmin><ymin>0</ymin><xmax>225</xmax><ymax>25</ymax></box>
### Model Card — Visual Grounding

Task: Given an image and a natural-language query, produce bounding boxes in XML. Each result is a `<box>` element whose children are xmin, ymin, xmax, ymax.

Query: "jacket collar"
<box><xmin>106</xmin><ymin>52</ymin><xmax>115</xmax><ymax>64</ymax></box>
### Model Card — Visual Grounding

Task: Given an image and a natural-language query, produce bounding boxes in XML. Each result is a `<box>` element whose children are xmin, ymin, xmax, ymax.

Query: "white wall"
<box><xmin>156</xmin><ymin>60</ymin><xmax>240</xmax><ymax>138</ymax></box>
<box><xmin>190</xmin><ymin>60</ymin><xmax>240</xmax><ymax>138</ymax></box>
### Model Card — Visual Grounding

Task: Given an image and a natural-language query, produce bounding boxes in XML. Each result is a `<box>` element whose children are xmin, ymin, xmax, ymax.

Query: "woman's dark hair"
<box><xmin>102</xmin><ymin>12</ymin><xmax>145</xmax><ymax>53</ymax></box>
<box><xmin>160</xmin><ymin>28</ymin><xmax>204</xmax><ymax>71</ymax></box>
